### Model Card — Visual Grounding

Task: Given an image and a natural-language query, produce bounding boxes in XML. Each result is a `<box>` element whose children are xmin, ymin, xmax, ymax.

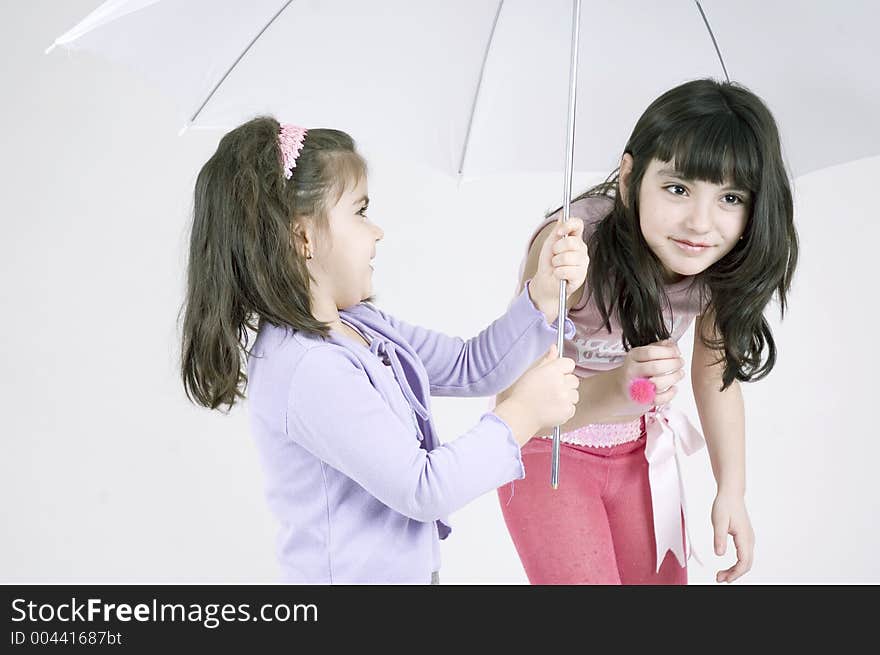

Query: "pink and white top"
<box><xmin>517</xmin><ymin>195</ymin><xmax>706</xmax><ymax>378</ymax></box>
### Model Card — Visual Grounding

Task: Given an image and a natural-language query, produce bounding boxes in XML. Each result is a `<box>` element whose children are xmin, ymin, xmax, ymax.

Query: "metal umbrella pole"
<box><xmin>551</xmin><ymin>0</ymin><xmax>581</xmax><ymax>490</ymax></box>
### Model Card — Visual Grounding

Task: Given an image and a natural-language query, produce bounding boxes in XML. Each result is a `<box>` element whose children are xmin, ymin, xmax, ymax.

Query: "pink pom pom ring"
<box><xmin>628</xmin><ymin>377</ymin><xmax>656</xmax><ymax>405</ymax></box>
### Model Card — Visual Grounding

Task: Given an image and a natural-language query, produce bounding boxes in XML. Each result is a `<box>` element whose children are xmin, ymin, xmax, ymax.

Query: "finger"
<box><xmin>650</xmin><ymin>368</ymin><xmax>686</xmax><ymax>392</ymax></box>
<box><xmin>653</xmin><ymin>385</ymin><xmax>678</xmax><ymax>405</ymax></box>
<box><xmin>717</xmin><ymin>554</ymin><xmax>751</xmax><ymax>584</ymax></box>
<box><xmin>635</xmin><ymin>358</ymin><xmax>685</xmax><ymax>378</ymax></box>
<box><xmin>554</xmin><ymin>357</ymin><xmax>575</xmax><ymax>374</ymax></box>
<box><xmin>550</xmin><ymin>235</ymin><xmax>574</xmax><ymax>254</ymax></box>
<box><xmin>538</xmin><ymin>229</ymin><xmax>558</xmax><ymax>260</ymax></box>
<box><xmin>714</xmin><ymin>525</ymin><xmax>728</xmax><ymax>557</ymax></box>
<box><xmin>637</xmin><ymin>338</ymin><xmax>677</xmax><ymax>348</ymax></box>
<box><xmin>645</xmin><ymin>338</ymin><xmax>678</xmax><ymax>351</ymax></box>
<box><xmin>552</xmin><ymin>235</ymin><xmax>586</xmax><ymax>255</ymax></box>
<box><xmin>565</xmin><ymin>373</ymin><xmax>579</xmax><ymax>389</ymax></box>
<box><xmin>724</xmin><ymin>531</ymin><xmax>754</xmax><ymax>583</ymax></box>
<box><xmin>551</xmin><ymin>250</ymin><xmax>586</xmax><ymax>268</ymax></box>
<box><xmin>554</xmin><ymin>217</ymin><xmax>585</xmax><ymax>240</ymax></box>
<box><xmin>552</xmin><ymin>266</ymin><xmax>584</xmax><ymax>282</ymax></box>
<box><xmin>630</xmin><ymin>344</ymin><xmax>681</xmax><ymax>363</ymax></box>
<box><xmin>542</xmin><ymin>344</ymin><xmax>558</xmax><ymax>362</ymax></box>
<box><xmin>716</xmin><ymin>566</ymin><xmax>735</xmax><ymax>583</ymax></box>
<box><xmin>551</xmin><ymin>251</ymin><xmax>584</xmax><ymax>268</ymax></box>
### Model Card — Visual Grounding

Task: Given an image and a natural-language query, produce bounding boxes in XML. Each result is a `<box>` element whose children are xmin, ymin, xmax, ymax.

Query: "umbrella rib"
<box><xmin>457</xmin><ymin>0</ymin><xmax>505</xmax><ymax>177</ymax></box>
<box><xmin>694</xmin><ymin>1</ymin><xmax>730</xmax><ymax>82</ymax></box>
<box><xmin>187</xmin><ymin>0</ymin><xmax>296</xmax><ymax>127</ymax></box>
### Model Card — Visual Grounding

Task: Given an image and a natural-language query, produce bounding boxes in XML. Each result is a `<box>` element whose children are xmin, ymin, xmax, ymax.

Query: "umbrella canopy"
<box><xmin>47</xmin><ymin>0</ymin><xmax>880</xmax><ymax>178</ymax></box>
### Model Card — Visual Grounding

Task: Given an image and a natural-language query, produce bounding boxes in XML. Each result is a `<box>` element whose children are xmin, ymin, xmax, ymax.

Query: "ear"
<box><xmin>291</xmin><ymin>219</ymin><xmax>314</xmax><ymax>260</ymax></box>
<box><xmin>618</xmin><ymin>152</ymin><xmax>634</xmax><ymax>207</ymax></box>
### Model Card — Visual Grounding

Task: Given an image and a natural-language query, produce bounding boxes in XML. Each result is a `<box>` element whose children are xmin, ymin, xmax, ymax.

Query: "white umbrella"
<box><xmin>46</xmin><ymin>0</ymin><xmax>880</xmax><ymax>485</ymax></box>
<box><xmin>46</xmin><ymin>0</ymin><xmax>880</xmax><ymax>178</ymax></box>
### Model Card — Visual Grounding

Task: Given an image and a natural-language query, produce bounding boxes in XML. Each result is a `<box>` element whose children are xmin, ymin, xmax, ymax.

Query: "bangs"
<box><xmin>652</xmin><ymin>111</ymin><xmax>761</xmax><ymax>192</ymax></box>
<box><xmin>325</xmin><ymin>149</ymin><xmax>368</xmax><ymax>206</ymax></box>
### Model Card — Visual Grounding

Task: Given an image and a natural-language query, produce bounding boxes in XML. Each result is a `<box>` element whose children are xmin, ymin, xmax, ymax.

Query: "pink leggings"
<box><xmin>498</xmin><ymin>435</ymin><xmax>687</xmax><ymax>585</ymax></box>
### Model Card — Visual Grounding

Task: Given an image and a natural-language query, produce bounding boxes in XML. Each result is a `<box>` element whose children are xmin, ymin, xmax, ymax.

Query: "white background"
<box><xmin>2</xmin><ymin>1</ymin><xmax>878</xmax><ymax>584</ymax></box>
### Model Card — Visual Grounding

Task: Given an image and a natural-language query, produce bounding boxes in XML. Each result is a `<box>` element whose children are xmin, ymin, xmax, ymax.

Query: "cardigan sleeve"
<box><xmin>285</xmin><ymin>345</ymin><xmax>525</xmax><ymax>523</ymax></box>
<box><xmin>373</xmin><ymin>283</ymin><xmax>575</xmax><ymax>397</ymax></box>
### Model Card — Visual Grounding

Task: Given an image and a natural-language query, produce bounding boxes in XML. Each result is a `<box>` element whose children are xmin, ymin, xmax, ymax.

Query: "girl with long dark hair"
<box><xmin>497</xmin><ymin>79</ymin><xmax>798</xmax><ymax>585</ymax></box>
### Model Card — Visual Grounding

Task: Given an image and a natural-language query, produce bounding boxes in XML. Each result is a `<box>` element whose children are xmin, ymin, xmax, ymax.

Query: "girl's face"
<box><xmin>628</xmin><ymin>156</ymin><xmax>751</xmax><ymax>281</ymax></box>
<box><xmin>311</xmin><ymin>175</ymin><xmax>384</xmax><ymax>309</ymax></box>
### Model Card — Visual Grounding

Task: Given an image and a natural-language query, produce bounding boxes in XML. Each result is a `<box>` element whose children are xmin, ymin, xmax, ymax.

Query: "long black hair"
<box><xmin>569</xmin><ymin>79</ymin><xmax>797</xmax><ymax>389</ymax></box>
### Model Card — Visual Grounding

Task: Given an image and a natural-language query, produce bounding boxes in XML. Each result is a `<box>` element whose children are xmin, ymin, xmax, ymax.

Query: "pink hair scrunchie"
<box><xmin>278</xmin><ymin>123</ymin><xmax>308</xmax><ymax>180</ymax></box>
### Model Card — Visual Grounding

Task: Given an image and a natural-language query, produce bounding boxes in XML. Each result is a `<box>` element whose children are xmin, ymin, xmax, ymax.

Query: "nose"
<box><xmin>684</xmin><ymin>199</ymin><xmax>713</xmax><ymax>234</ymax></box>
<box><xmin>373</xmin><ymin>222</ymin><xmax>384</xmax><ymax>241</ymax></box>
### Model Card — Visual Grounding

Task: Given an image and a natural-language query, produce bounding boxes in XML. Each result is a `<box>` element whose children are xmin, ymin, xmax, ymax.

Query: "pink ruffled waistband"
<box><xmin>537</xmin><ymin>417</ymin><xmax>644</xmax><ymax>448</ymax></box>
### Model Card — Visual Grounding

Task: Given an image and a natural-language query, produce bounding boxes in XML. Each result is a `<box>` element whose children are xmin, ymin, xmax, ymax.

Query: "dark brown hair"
<box><xmin>180</xmin><ymin>116</ymin><xmax>366</xmax><ymax>410</ymax></box>
<box><xmin>557</xmin><ymin>79</ymin><xmax>798</xmax><ymax>389</ymax></box>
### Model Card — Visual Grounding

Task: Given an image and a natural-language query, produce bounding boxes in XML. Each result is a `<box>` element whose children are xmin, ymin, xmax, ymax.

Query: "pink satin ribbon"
<box><xmin>644</xmin><ymin>404</ymin><xmax>705</xmax><ymax>572</ymax></box>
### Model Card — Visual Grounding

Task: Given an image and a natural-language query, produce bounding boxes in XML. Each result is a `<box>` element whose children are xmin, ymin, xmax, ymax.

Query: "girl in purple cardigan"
<box><xmin>180</xmin><ymin>117</ymin><xmax>587</xmax><ymax>584</ymax></box>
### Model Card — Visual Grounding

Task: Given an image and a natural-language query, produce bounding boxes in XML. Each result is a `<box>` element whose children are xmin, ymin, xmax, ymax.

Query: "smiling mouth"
<box><xmin>671</xmin><ymin>238</ymin><xmax>712</xmax><ymax>253</ymax></box>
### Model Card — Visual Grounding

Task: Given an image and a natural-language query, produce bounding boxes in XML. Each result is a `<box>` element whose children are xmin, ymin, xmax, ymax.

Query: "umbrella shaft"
<box><xmin>551</xmin><ymin>0</ymin><xmax>581</xmax><ymax>490</ymax></box>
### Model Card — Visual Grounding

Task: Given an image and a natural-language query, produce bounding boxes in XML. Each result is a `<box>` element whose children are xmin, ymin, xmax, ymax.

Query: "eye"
<box><xmin>664</xmin><ymin>184</ymin><xmax>688</xmax><ymax>196</ymax></box>
<box><xmin>722</xmin><ymin>193</ymin><xmax>745</xmax><ymax>205</ymax></box>
<box><xmin>357</xmin><ymin>205</ymin><xmax>369</xmax><ymax>219</ymax></box>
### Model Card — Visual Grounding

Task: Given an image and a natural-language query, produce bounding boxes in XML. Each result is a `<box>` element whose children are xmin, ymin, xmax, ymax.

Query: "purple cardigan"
<box><xmin>246</xmin><ymin>286</ymin><xmax>574</xmax><ymax>583</ymax></box>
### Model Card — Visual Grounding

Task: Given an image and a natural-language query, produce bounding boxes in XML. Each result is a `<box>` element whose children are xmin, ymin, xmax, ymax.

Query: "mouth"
<box><xmin>670</xmin><ymin>238</ymin><xmax>713</xmax><ymax>253</ymax></box>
